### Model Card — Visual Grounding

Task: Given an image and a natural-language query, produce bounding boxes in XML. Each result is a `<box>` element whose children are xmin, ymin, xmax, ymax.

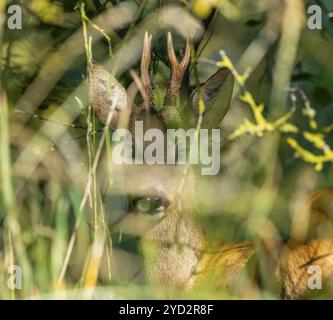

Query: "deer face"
<box><xmin>89</xmin><ymin>32</ymin><xmax>234</xmax><ymax>289</ymax></box>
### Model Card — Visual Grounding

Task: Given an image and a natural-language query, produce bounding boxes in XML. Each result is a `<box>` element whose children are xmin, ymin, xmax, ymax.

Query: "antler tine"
<box><xmin>180</xmin><ymin>40</ymin><xmax>191</xmax><ymax>70</ymax></box>
<box><xmin>167</xmin><ymin>32</ymin><xmax>178</xmax><ymax>70</ymax></box>
<box><xmin>141</xmin><ymin>32</ymin><xmax>153</xmax><ymax>110</ymax></box>
<box><xmin>165</xmin><ymin>32</ymin><xmax>191</xmax><ymax>105</ymax></box>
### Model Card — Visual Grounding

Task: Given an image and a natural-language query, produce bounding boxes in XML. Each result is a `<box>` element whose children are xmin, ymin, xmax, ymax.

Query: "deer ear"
<box><xmin>193</xmin><ymin>68</ymin><xmax>234</xmax><ymax>129</ymax></box>
<box><xmin>89</xmin><ymin>63</ymin><xmax>129</xmax><ymax>129</ymax></box>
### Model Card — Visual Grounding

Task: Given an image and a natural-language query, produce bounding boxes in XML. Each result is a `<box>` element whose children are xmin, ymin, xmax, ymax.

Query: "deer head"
<box><xmin>89</xmin><ymin>32</ymin><xmax>234</xmax><ymax>289</ymax></box>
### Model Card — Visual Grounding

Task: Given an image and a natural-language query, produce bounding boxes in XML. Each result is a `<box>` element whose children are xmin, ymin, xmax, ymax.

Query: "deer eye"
<box><xmin>131</xmin><ymin>195</ymin><xmax>170</xmax><ymax>215</ymax></box>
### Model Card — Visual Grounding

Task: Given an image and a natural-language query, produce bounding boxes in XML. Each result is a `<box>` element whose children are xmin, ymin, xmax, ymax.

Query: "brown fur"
<box><xmin>278</xmin><ymin>240</ymin><xmax>333</xmax><ymax>299</ymax></box>
<box><xmin>89</xmin><ymin>33</ymin><xmax>333</xmax><ymax>299</ymax></box>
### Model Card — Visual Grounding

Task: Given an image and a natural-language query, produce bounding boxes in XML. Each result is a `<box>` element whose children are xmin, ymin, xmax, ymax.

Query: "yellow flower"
<box><xmin>192</xmin><ymin>0</ymin><xmax>215</xmax><ymax>19</ymax></box>
<box><xmin>199</xmin><ymin>98</ymin><xmax>205</xmax><ymax>114</ymax></box>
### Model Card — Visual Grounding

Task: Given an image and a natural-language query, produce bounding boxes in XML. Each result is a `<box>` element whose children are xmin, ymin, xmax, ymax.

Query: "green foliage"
<box><xmin>1</xmin><ymin>0</ymin><xmax>333</xmax><ymax>299</ymax></box>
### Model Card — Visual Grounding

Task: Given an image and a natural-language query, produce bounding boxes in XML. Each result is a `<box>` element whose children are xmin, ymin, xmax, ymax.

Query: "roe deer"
<box><xmin>89</xmin><ymin>32</ymin><xmax>333</xmax><ymax>299</ymax></box>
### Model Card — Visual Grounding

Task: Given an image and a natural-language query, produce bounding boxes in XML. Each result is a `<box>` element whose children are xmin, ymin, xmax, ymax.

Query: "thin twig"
<box><xmin>15</xmin><ymin>110</ymin><xmax>87</xmax><ymax>130</ymax></box>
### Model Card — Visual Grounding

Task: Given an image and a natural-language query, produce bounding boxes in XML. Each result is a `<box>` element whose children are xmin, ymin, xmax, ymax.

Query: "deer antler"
<box><xmin>164</xmin><ymin>32</ymin><xmax>191</xmax><ymax>105</ymax></box>
<box><xmin>140</xmin><ymin>32</ymin><xmax>153</xmax><ymax>110</ymax></box>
